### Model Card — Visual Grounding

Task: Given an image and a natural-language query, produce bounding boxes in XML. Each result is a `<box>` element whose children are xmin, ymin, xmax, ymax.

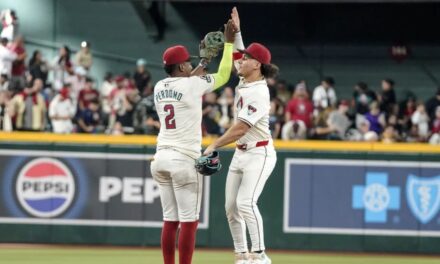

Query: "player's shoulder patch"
<box><xmin>247</xmin><ymin>104</ymin><xmax>257</xmax><ymax>115</ymax></box>
<box><xmin>199</xmin><ymin>75</ymin><xmax>212</xmax><ymax>83</ymax></box>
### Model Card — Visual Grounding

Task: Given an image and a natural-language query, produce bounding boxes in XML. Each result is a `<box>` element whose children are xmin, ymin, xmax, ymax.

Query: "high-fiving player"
<box><xmin>150</xmin><ymin>20</ymin><xmax>236</xmax><ymax>264</ymax></box>
<box><xmin>204</xmin><ymin>7</ymin><xmax>278</xmax><ymax>264</ymax></box>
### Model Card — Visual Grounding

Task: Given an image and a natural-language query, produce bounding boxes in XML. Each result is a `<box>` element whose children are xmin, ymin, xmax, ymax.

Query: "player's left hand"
<box><xmin>203</xmin><ymin>145</ymin><xmax>216</xmax><ymax>156</ymax></box>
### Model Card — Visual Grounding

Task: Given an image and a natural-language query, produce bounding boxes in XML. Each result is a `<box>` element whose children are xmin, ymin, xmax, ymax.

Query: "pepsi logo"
<box><xmin>15</xmin><ymin>158</ymin><xmax>75</xmax><ymax>218</ymax></box>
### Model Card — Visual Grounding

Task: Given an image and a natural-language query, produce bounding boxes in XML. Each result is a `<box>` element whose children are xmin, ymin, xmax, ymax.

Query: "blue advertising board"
<box><xmin>284</xmin><ymin>158</ymin><xmax>440</xmax><ymax>237</ymax></box>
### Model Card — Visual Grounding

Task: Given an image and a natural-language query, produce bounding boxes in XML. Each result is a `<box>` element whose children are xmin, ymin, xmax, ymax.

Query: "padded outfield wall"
<box><xmin>0</xmin><ymin>132</ymin><xmax>440</xmax><ymax>254</ymax></box>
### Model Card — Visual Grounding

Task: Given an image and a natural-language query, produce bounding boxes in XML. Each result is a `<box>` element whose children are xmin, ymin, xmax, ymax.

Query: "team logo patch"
<box><xmin>406</xmin><ymin>175</ymin><xmax>440</xmax><ymax>224</ymax></box>
<box><xmin>247</xmin><ymin>105</ymin><xmax>257</xmax><ymax>115</ymax></box>
<box><xmin>15</xmin><ymin>158</ymin><xmax>76</xmax><ymax>218</ymax></box>
<box><xmin>237</xmin><ymin>97</ymin><xmax>243</xmax><ymax>110</ymax></box>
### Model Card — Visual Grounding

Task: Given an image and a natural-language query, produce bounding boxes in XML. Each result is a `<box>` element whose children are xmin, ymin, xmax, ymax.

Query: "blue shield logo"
<box><xmin>406</xmin><ymin>175</ymin><xmax>440</xmax><ymax>224</ymax></box>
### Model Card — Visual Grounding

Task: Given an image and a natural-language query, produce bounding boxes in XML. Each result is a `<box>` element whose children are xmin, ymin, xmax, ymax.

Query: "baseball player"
<box><xmin>150</xmin><ymin>20</ymin><xmax>236</xmax><ymax>264</ymax></box>
<box><xmin>204</xmin><ymin>8</ymin><xmax>278</xmax><ymax>264</ymax></box>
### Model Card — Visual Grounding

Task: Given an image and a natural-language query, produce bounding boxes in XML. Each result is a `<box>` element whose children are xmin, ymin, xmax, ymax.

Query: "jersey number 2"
<box><xmin>164</xmin><ymin>104</ymin><xmax>176</xmax><ymax>129</ymax></box>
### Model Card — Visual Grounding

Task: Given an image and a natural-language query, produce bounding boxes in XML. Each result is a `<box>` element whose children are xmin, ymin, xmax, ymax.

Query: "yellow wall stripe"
<box><xmin>1</xmin><ymin>132</ymin><xmax>440</xmax><ymax>153</ymax></box>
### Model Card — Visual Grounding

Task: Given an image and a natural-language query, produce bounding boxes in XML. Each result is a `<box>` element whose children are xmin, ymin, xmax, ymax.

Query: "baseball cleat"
<box><xmin>235</xmin><ymin>252</ymin><xmax>250</xmax><ymax>264</ymax></box>
<box><xmin>249</xmin><ymin>252</ymin><xmax>271</xmax><ymax>264</ymax></box>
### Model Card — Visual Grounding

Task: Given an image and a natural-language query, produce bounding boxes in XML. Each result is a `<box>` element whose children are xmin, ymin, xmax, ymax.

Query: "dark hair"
<box><xmin>357</xmin><ymin>81</ymin><xmax>368</xmax><ymax>91</ymax></box>
<box><xmin>323</xmin><ymin>76</ymin><xmax>335</xmax><ymax>86</ymax></box>
<box><xmin>0</xmin><ymin>38</ymin><xmax>8</xmax><ymax>45</ymax></box>
<box><xmin>0</xmin><ymin>74</ymin><xmax>8</xmax><ymax>80</ymax></box>
<box><xmin>85</xmin><ymin>77</ymin><xmax>94</xmax><ymax>83</ymax></box>
<box><xmin>29</xmin><ymin>50</ymin><xmax>41</xmax><ymax>67</ymax></box>
<box><xmin>59</xmin><ymin>45</ymin><xmax>71</xmax><ymax>64</ymax></box>
<box><xmin>104</xmin><ymin>72</ymin><xmax>113</xmax><ymax>81</ymax></box>
<box><xmin>383</xmin><ymin>78</ymin><xmax>395</xmax><ymax>86</ymax></box>
<box><xmin>164</xmin><ymin>64</ymin><xmax>179</xmax><ymax>76</ymax></box>
<box><xmin>261</xmin><ymin>64</ymin><xmax>279</xmax><ymax>79</ymax></box>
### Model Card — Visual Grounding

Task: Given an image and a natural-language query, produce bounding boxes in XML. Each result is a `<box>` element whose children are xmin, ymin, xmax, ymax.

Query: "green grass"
<box><xmin>0</xmin><ymin>247</ymin><xmax>439</xmax><ymax>264</ymax></box>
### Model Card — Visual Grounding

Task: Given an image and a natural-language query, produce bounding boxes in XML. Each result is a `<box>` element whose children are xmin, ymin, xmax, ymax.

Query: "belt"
<box><xmin>236</xmin><ymin>140</ymin><xmax>269</xmax><ymax>151</ymax></box>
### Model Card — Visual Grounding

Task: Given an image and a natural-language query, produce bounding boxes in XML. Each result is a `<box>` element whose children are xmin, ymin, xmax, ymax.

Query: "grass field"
<box><xmin>0</xmin><ymin>246</ymin><xmax>440</xmax><ymax>264</ymax></box>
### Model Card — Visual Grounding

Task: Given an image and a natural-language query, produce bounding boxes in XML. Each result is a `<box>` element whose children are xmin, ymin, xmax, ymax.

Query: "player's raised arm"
<box><xmin>231</xmin><ymin>7</ymin><xmax>244</xmax><ymax>52</ymax></box>
<box><xmin>209</xmin><ymin>19</ymin><xmax>236</xmax><ymax>90</ymax></box>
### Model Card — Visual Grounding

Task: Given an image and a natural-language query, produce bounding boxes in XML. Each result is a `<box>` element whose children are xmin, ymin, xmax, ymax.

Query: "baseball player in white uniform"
<box><xmin>204</xmin><ymin>8</ymin><xmax>278</xmax><ymax>264</ymax></box>
<box><xmin>151</xmin><ymin>20</ymin><xmax>236</xmax><ymax>264</ymax></box>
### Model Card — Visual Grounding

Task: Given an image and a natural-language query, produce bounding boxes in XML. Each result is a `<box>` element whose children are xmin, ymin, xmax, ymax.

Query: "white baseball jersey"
<box><xmin>234</xmin><ymin>79</ymin><xmax>272</xmax><ymax>144</ymax></box>
<box><xmin>154</xmin><ymin>75</ymin><xmax>215</xmax><ymax>159</ymax></box>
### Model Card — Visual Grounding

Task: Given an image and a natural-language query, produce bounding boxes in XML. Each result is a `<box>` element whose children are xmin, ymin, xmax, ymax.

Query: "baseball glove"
<box><xmin>195</xmin><ymin>151</ymin><xmax>222</xmax><ymax>176</ymax></box>
<box><xmin>199</xmin><ymin>31</ymin><xmax>225</xmax><ymax>61</ymax></box>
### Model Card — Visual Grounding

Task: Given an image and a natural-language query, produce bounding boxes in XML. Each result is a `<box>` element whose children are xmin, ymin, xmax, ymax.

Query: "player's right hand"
<box><xmin>231</xmin><ymin>7</ymin><xmax>240</xmax><ymax>32</ymax></box>
<box><xmin>224</xmin><ymin>19</ymin><xmax>236</xmax><ymax>44</ymax></box>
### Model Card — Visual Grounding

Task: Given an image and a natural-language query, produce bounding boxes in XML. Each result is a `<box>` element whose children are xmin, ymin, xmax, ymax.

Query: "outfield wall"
<box><xmin>0</xmin><ymin>132</ymin><xmax>440</xmax><ymax>253</ymax></box>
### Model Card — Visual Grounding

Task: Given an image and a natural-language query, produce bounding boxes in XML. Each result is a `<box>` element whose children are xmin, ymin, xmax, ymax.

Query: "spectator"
<box><xmin>429</xmin><ymin>106</ymin><xmax>440</xmax><ymax>144</ymax></box>
<box><xmin>78</xmin><ymin>77</ymin><xmax>99</xmax><ymax>111</ymax></box>
<box><xmin>275</xmin><ymin>79</ymin><xmax>290</xmax><ymax>103</ymax></box>
<box><xmin>353</xmin><ymin>81</ymin><xmax>376</xmax><ymax>115</ymax></box>
<box><xmin>217</xmin><ymin>86</ymin><xmax>234</xmax><ymax>131</ymax></box>
<box><xmin>51</xmin><ymin>45</ymin><xmax>73</xmax><ymax>91</ymax></box>
<box><xmin>0</xmin><ymin>37</ymin><xmax>17</xmax><ymax>78</ymax></box>
<box><xmin>76</xmin><ymin>99</ymin><xmax>101</xmax><ymax>133</ymax></box>
<box><xmin>133</xmin><ymin>58</ymin><xmax>151</xmax><ymax>95</ymax></box>
<box><xmin>382</xmin><ymin>126</ymin><xmax>398</xmax><ymax>143</ymax></box>
<box><xmin>66</xmin><ymin>66</ymin><xmax>87</xmax><ymax>103</ymax></box>
<box><xmin>49</xmin><ymin>87</ymin><xmax>75</xmax><ymax>133</ymax></box>
<box><xmin>74</xmin><ymin>41</ymin><xmax>92</xmax><ymax>70</ymax></box>
<box><xmin>387</xmin><ymin>114</ymin><xmax>403</xmax><ymax>137</ymax></box>
<box><xmin>281</xmin><ymin>118</ymin><xmax>306</xmax><ymax>140</ymax></box>
<box><xmin>269</xmin><ymin>100</ymin><xmax>282</xmax><ymax>139</ymax></box>
<box><xmin>425</xmin><ymin>88</ymin><xmax>440</xmax><ymax>122</ymax></box>
<box><xmin>100</xmin><ymin>72</ymin><xmax>115</xmax><ymax>127</ymax></box>
<box><xmin>109</xmin><ymin>76</ymin><xmax>138</xmax><ymax>133</ymax></box>
<box><xmin>0</xmin><ymin>90</ymin><xmax>12</xmax><ymax>131</ymax></box>
<box><xmin>365</xmin><ymin>101</ymin><xmax>386</xmax><ymax>135</ymax></box>
<box><xmin>327</xmin><ymin>99</ymin><xmax>351</xmax><ymax>140</ymax></box>
<box><xmin>285</xmin><ymin>83</ymin><xmax>313</xmax><ymax>129</ymax></box>
<box><xmin>398</xmin><ymin>95</ymin><xmax>416</xmax><ymax>133</ymax></box>
<box><xmin>133</xmin><ymin>86</ymin><xmax>160</xmax><ymax>135</ymax></box>
<box><xmin>379</xmin><ymin>79</ymin><xmax>396</xmax><ymax>115</ymax></box>
<box><xmin>411</xmin><ymin>103</ymin><xmax>430</xmax><ymax>141</ymax></box>
<box><xmin>8</xmin><ymin>35</ymin><xmax>27</xmax><ymax>92</ymax></box>
<box><xmin>0</xmin><ymin>73</ymin><xmax>9</xmax><ymax>91</ymax></box>
<box><xmin>202</xmin><ymin>92</ymin><xmax>222</xmax><ymax>136</ymax></box>
<box><xmin>28</xmin><ymin>50</ymin><xmax>49</xmax><ymax>87</ymax></box>
<box><xmin>310</xmin><ymin>108</ymin><xmax>333</xmax><ymax>140</ymax></box>
<box><xmin>9</xmin><ymin>78</ymin><xmax>45</xmax><ymax>131</ymax></box>
<box><xmin>312</xmin><ymin>76</ymin><xmax>337</xmax><ymax>110</ymax></box>
<box><xmin>0</xmin><ymin>9</ymin><xmax>18</xmax><ymax>41</ymax></box>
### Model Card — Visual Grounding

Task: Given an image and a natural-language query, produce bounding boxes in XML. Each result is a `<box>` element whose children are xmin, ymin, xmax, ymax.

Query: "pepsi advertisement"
<box><xmin>284</xmin><ymin>158</ymin><xmax>440</xmax><ymax>237</ymax></box>
<box><xmin>0</xmin><ymin>149</ymin><xmax>210</xmax><ymax>228</ymax></box>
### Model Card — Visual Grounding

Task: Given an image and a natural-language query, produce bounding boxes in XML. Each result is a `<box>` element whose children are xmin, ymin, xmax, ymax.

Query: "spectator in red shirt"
<box><xmin>78</xmin><ymin>77</ymin><xmax>99</xmax><ymax>111</ymax></box>
<box><xmin>285</xmin><ymin>82</ymin><xmax>313</xmax><ymax>128</ymax></box>
<box><xmin>8</xmin><ymin>35</ymin><xmax>26</xmax><ymax>92</ymax></box>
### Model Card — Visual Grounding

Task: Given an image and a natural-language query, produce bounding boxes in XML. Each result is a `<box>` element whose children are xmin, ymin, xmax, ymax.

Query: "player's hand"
<box><xmin>224</xmin><ymin>19</ymin><xmax>235</xmax><ymax>44</ymax></box>
<box><xmin>231</xmin><ymin>7</ymin><xmax>240</xmax><ymax>32</ymax></box>
<box><xmin>203</xmin><ymin>145</ymin><xmax>216</xmax><ymax>156</ymax></box>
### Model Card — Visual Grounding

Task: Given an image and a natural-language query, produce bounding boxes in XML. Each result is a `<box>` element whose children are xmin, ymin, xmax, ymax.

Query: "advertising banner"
<box><xmin>0</xmin><ymin>149</ymin><xmax>210</xmax><ymax>228</ymax></box>
<box><xmin>284</xmin><ymin>158</ymin><xmax>440</xmax><ymax>237</ymax></box>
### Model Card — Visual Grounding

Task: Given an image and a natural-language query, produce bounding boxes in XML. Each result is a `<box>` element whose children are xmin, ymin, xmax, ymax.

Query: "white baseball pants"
<box><xmin>225</xmin><ymin>145</ymin><xmax>277</xmax><ymax>253</ymax></box>
<box><xmin>151</xmin><ymin>149</ymin><xmax>203</xmax><ymax>222</ymax></box>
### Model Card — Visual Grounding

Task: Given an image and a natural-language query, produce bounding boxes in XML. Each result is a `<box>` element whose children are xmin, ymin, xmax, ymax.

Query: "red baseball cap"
<box><xmin>163</xmin><ymin>45</ymin><xmax>192</xmax><ymax>66</ymax></box>
<box><xmin>239</xmin><ymin>43</ymin><xmax>271</xmax><ymax>65</ymax></box>
<box><xmin>59</xmin><ymin>87</ymin><xmax>70</xmax><ymax>98</ymax></box>
<box><xmin>115</xmin><ymin>75</ymin><xmax>125</xmax><ymax>83</ymax></box>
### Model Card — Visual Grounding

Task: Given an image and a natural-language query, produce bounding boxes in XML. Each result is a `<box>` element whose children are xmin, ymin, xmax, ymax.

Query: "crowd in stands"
<box><xmin>2</xmin><ymin>8</ymin><xmax>440</xmax><ymax>144</ymax></box>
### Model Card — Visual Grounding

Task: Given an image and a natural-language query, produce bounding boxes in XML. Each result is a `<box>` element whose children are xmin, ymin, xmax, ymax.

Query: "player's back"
<box><xmin>154</xmin><ymin>75</ymin><xmax>214</xmax><ymax>159</ymax></box>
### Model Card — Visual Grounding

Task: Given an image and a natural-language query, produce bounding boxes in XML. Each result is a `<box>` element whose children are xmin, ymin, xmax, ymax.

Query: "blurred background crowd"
<box><xmin>2</xmin><ymin>8</ymin><xmax>440</xmax><ymax>144</ymax></box>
